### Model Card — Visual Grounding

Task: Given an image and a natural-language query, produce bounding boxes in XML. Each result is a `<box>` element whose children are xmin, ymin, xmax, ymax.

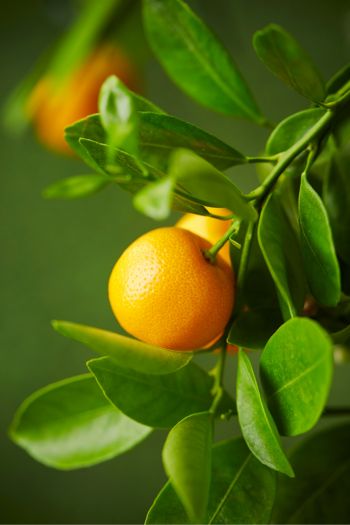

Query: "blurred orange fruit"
<box><xmin>27</xmin><ymin>44</ymin><xmax>140</xmax><ymax>154</ymax></box>
<box><xmin>176</xmin><ymin>208</ymin><xmax>233</xmax><ymax>266</ymax></box>
<box><xmin>108</xmin><ymin>227</ymin><xmax>235</xmax><ymax>350</ymax></box>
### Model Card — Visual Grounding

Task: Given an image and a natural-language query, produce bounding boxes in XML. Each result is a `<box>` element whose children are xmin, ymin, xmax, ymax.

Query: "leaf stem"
<box><xmin>247</xmin><ymin>155</ymin><xmax>278</xmax><ymax>165</ymax></box>
<box><xmin>209</xmin><ymin>346</ymin><xmax>227</xmax><ymax>415</ymax></box>
<box><xmin>235</xmin><ymin>221</ymin><xmax>255</xmax><ymax>311</ymax></box>
<box><xmin>324</xmin><ymin>80</ymin><xmax>350</xmax><ymax>108</ymax></box>
<box><xmin>205</xmin><ymin>220</ymin><xmax>239</xmax><ymax>262</ymax></box>
<box><xmin>245</xmin><ymin>109</ymin><xmax>334</xmax><ymax>203</ymax></box>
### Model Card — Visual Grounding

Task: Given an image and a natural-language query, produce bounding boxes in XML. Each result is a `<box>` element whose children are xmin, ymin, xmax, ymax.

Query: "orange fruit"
<box><xmin>176</xmin><ymin>208</ymin><xmax>232</xmax><ymax>265</ymax></box>
<box><xmin>27</xmin><ymin>44</ymin><xmax>140</xmax><ymax>154</ymax></box>
<box><xmin>108</xmin><ymin>227</ymin><xmax>235</xmax><ymax>350</ymax></box>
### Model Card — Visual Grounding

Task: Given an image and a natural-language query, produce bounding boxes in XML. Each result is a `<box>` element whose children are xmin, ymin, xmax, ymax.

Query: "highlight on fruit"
<box><xmin>108</xmin><ymin>226</ymin><xmax>235</xmax><ymax>350</ymax></box>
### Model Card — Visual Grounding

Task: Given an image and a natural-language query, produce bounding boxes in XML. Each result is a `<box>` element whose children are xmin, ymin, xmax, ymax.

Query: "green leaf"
<box><xmin>326</xmin><ymin>62</ymin><xmax>350</xmax><ymax>95</ymax></box>
<box><xmin>133</xmin><ymin>175</ymin><xmax>175</xmax><ymax>220</ymax></box>
<box><xmin>258</xmin><ymin>193</ymin><xmax>306</xmax><ymax>320</ymax></box>
<box><xmin>162</xmin><ymin>412</ymin><xmax>213</xmax><ymax>524</ymax></box>
<box><xmin>131</xmin><ymin>93</ymin><xmax>165</xmax><ymax>114</ymax></box>
<box><xmin>298</xmin><ymin>173</ymin><xmax>341</xmax><ymax>306</ymax></box>
<box><xmin>64</xmin><ymin>89</ymin><xmax>163</xmax><ymax>166</ymax></box>
<box><xmin>138</xmin><ymin>112</ymin><xmax>247</xmax><ymax>170</ymax></box>
<box><xmin>65</xmin><ymin>109</ymin><xmax>244</xmax><ymax>172</ymax></box>
<box><xmin>65</xmin><ymin>116</ymin><xmax>107</xmax><ymax>172</ymax></box>
<box><xmin>323</xmin><ymin>155</ymin><xmax>350</xmax><ymax>265</ymax></box>
<box><xmin>87</xmin><ymin>356</ymin><xmax>233</xmax><ymax>428</ymax></box>
<box><xmin>79</xmin><ymin>138</ymin><xmax>149</xmax><ymax>183</ymax></box>
<box><xmin>253</xmin><ymin>24</ymin><xmax>325</xmax><ymax>102</ymax></box>
<box><xmin>170</xmin><ymin>149</ymin><xmax>257</xmax><ymax>222</ymax></box>
<box><xmin>272</xmin><ymin>423</ymin><xmax>350</xmax><ymax>523</ymax></box>
<box><xmin>10</xmin><ymin>374</ymin><xmax>151</xmax><ymax>470</ymax></box>
<box><xmin>266</xmin><ymin>108</ymin><xmax>325</xmax><ymax>155</ymax></box>
<box><xmin>143</xmin><ymin>0</ymin><xmax>263</xmax><ymax>122</ymax></box>
<box><xmin>236</xmin><ymin>351</ymin><xmax>294</xmax><ymax>477</ymax></box>
<box><xmin>260</xmin><ymin>317</ymin><xmax>333</xmax><ymax>437</ymax></box>
<box><xmin>52</xmin><ymin>320</ymin><xmax>192</xmax><ymax>375</ymax></box>
<box><xmin>98</xmin><ymin>76</ymin><xmax>138</xmax><ymax>155</ymax></box>
<box><xmin>79</xmin><ymin>139</ymin><xmax>209</xmax><ymax>216</ymax></box>
<box><xmin>146</xmin><ymin>437</ymin><xmax>276</xmax><ymax>525</ymax></box>
<box><xmin>42</xmin><ymin>174</ymin><xmax>110</xmax><ymax>200</ymax></box>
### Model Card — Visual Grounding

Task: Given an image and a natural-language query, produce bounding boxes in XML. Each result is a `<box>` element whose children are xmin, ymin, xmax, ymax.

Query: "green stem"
<box><xmin>235</xmin><ymin>221</ymin><xmax>255</xmax><ymax>311</ymax></box>
<box><xmin>325</xmin><ymin>80</ymin><xmax>350</xmax><ymax>107</ymax></box>
<box><xmin>208</xmin><ymin>212</ymin><xmax>236</xmax><ymax>221</ymax></box>
<box><xmin>205</xmin><ymin>220</ymin><xmax>239</xmax><ymax>262</ymax></box>
<box><xmin>209</xmin><ymin>346</ymin><xmax>227</xmax><ymax>415</ymax></box>
<box><xmin>247</xmin><ymin>156</ymin><xmax>278</xmax><ymax>165</ymax></box>
<box><xmin>245</xmin><ymin>109</ymin><xmax>334</xmax><ymax>203</ymax></box>
<box><xmin>323</xmin><ymin>406</ymin><xmax>350</xmax><ymax>417</ymax></box>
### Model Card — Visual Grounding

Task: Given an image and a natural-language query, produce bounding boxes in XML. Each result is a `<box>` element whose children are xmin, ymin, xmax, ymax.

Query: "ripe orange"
<box><xmin>176</xmin><ymin>208</ymin><xmax>233</xmax><ymax>266</ymax></box>
<box><xmin>27</xmin><ymin>44</ymin><xmax>140</xmax><ymax>154</ymax></box>
<box><xmin>108</xmin><ymin>227</ymin><xmax>235</xmax><ymax>350</ymax></box>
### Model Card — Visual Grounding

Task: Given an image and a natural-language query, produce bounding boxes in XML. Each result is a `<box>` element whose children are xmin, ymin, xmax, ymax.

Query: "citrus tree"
<box><xmin>9</xmin><ymin>0</ymin><xmax>350</xmax><ymax>523</ymax></box>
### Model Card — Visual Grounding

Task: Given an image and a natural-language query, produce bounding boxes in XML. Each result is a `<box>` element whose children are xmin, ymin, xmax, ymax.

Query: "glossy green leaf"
<box><xmin>132</xmin><ymin>93</ymin><xmax>165</xmax><ymax>114</ymax></box>
<box><xmin>323</xmin><ymin>155</ymin><xmax>350</xmax><ymax>264</ymax></box>
<box><xmin>65</xmin><ymin>116</ymin><xmax>107</xmax><ymax>172</ymax></box>
<box><xmin>42</xmin><ymin>174</ymin><xmax>110</xmax><ymax>200</ymax></box>
<box><xmin>98</xmin><ymin>76</ymin><xmax>138</xmax><ymax>155</ymax></box>
<box><xmin>253</xmin><ymin>24</ymin><xmax>325</xmax><ymax>102</ymax></box>
<box><xmin>236</xmin><ymin>351</ymin><xmax>294</xmax><ymax>477</ymax></box>
<box><xmin>266</xmin><ymin>108</ymin><xmax>325</xmax><ymax>155</ymax></box>
<box><xmin>52</xmin><ymin>320</ymin><xmax>192</xmax><ymax>375</ymax></box>
<box><xmin>258</xmin><ymin>193</ymin><xmax>306</xmax><ymax>320</ymax></box>
<box><xmin>272</xmin><ymin>423</ymin><xmax>350</xmax><ymax>523</ymax></box>
<box><xmin>79</xmin><ymin>139</ymin><xmax>208</xmax><ymax>215</ymax></box>
<box><xmin>170</xmin><ymin>150</ymin><xmax>257</xmax><ymax>222</ymax></box>
<box><xmin>143</xmin><ymin>0</ymin><xmax>263</xmax><ymax>122</ymax></box>
<box><xmin>133</xmin><ymin>175</ymin><xmax>175</xmax><ymax>220</ymax></box>
<box><xmin>299</xmin><ymin>173</ymin><xmax>341</xmax><ymax>306</ymax></box>
<box><xmin>138</xmin><ymin>112</ymin><xmax>247</xmax><ymax>170</ymax></box>
<box><xmin>260</xmin><ymin>317</ymin><xmax>333</xmax><ymax>437</ymax></box>
<box><xmin>80</xmin><ymin>138</ymin><xmax>149</xmax><ymax>182</ymax></box>
<box><xmin>87</xmin><ymin>356</ymin><xmax>233</xmax><ymax>428</ymax></box>
<box><xmin>65</xmin><ymin>108</ymin><xmax>243</xmax><ymax>172</ymax></box>
<box><xmin>64</xmin><ymin>91</ymin><xmax>163</xmax><ymax>167</ymax></box>
<box><xmin>10</xmin><ymin>375</ymin><xmax>151</xmax><ymax>470</ymax></box>
<box><xmin>146</xmin><ymin>437</ymin><xmax>276</xmax><ymax>525</ymax></box>
<box><xmin>326</xmin><ymin>62</ymin><xmax>350</xmax><ymax>95</ymax></box>
<box><xmin>162</xmin><ymin>412</ymin><xmax>213</xmax><ymax>523</ymax></box>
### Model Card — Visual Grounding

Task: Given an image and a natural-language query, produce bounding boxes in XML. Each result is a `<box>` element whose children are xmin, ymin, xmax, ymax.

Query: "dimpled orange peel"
<box><xmin>108</xmin><ymin>227</ymin><xmax>235</xmax><ymax>350</ymax></box>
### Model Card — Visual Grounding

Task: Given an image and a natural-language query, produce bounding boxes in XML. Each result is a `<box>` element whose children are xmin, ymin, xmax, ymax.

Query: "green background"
<box><xmin>1</xmin><ymin>0</ymin><xmax>350</xmax><ymax>522</ymax></box>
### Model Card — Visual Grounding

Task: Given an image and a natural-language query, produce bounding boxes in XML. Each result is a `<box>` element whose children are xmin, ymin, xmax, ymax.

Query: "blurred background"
<box><xmin>1</xmin><ymin>0</ymin><xmax>350</xmax><ymax>522</ymax></box>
